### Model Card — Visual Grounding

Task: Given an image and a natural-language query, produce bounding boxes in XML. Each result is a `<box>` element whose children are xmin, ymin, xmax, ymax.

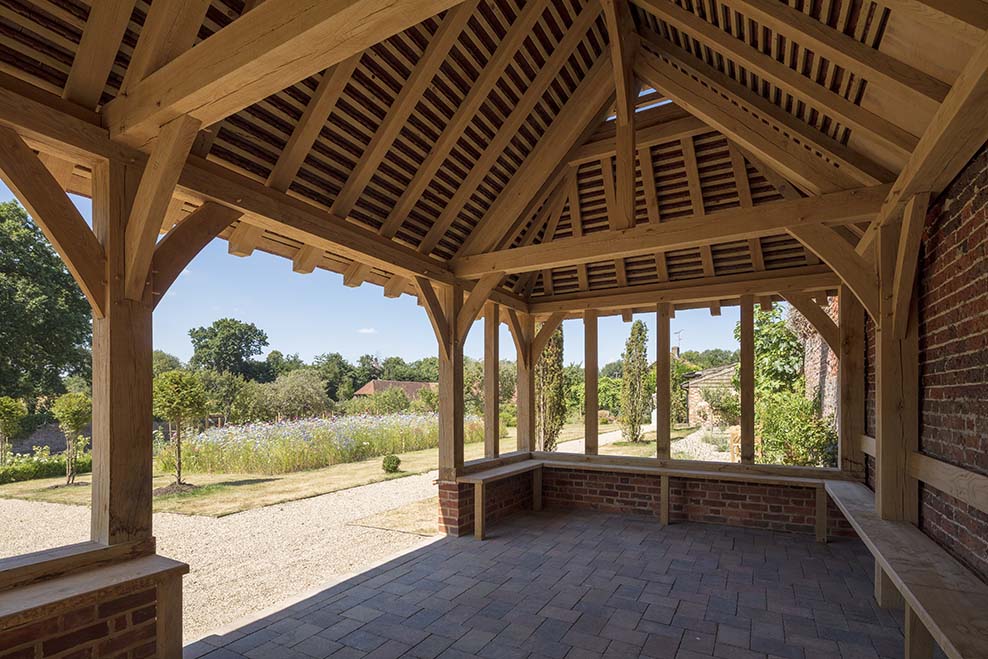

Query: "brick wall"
<box><xmin>864</xmin><ymin>315</ymin><xmax>876</xmax><ymax>491</ymax></box>
<box><xmin>856</xmin><ymin>147</ymin><xmax>988</xmax><ymax>580</ymax></box>
<box><xmin>916</xmin><ymin>143</ymin><xmax>988</xmax><ymax>583</ymax></box>
<box><xmin>0</xmin><ymin>586</ymin><xmax>157</xmax><ymax>659</ymax></box>
<box><xmin>438</xmin><ymin>471</ymin><xmax>535</xmax><ymax>537</ymax></box>
<box><xmin>542</xmin><ymin>467</ymin><xmax>853</xmax><ymax>537</ymax></box>
<box><xmin>790</xmin><ymin>297</ymin><xmax>840</xmax><ymax>423</ymax></box>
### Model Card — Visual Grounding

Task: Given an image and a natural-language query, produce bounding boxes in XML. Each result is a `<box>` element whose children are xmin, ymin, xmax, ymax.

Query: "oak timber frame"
<box><xmin>1</xmin><ymin>1</ymin><xmax>988</xmax><ymax>657</ymax></box>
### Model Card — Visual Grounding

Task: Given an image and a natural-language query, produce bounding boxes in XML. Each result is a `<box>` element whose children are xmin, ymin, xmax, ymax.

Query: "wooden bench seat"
<box><xmin>826</xmin><ymin>480</ymin><xmax>988</xmax><ymax>659</ymax></box>
<box><xmin>459</xmin><ymin>458</ymin><xmax>831</xmax><ymax>542</ymax></box>
<box><xmin>540</xmin><ymin>459</ymin><xmax>829</xmax><ymax>542</ymax></box>
<box><xmin>457</xmin><ymin>459</ymin><xmax>543</xmax><ymax>539</ymax></box>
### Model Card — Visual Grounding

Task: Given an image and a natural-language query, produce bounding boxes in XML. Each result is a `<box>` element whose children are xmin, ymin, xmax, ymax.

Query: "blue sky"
<box><xmin>1</xmin><ymin>182</ymin><xmax>740</xmax><ymax>366</ymax></box>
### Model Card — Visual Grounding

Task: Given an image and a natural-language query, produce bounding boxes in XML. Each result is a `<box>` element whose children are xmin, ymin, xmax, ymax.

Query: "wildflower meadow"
<box><xmin>155</xmin><ymin>413</ymin><xmax>483</xmax><ymax>474</ymax></box>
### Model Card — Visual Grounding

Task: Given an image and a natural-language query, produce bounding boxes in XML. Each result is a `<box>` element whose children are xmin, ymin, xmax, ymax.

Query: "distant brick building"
<box><xmin>685</xmin><ymin>364</ymin><xmax>736</xmax><ymax>427</ymax></box>
<box><xmin>353</xmin><ymin>379</ymin><xmax>437</xmax><ymax>399</ymax></box>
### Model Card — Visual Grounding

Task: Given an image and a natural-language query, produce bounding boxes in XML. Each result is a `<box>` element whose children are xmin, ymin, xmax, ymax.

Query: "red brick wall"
<box><xmin>916</xmin><ymin>144</ymin><xmax>988</xmax><ymax>583</ymax></box>
<box><xmin>542</xmin><ymin>467</ymin><xmax>853</xmax><ymax>537</ymax></box>
<box><xmin>438</xmin><ymin>471</ymin><xmax>535</xmax><ymax>537</ymax></box>
<box><xmin>863</xmin><ymin>316</ymin><xmax>876</xmax><ymax>491</ymax></box>
<box><xmin>0</xmin><ymin>586</ymin><xmax>156</xmax><ymax>659</ymax></box>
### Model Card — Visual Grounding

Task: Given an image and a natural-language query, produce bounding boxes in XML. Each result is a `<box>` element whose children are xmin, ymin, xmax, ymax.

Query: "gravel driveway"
<box><xmin>0</xmin><ymin>472</ymin><xmax>441</xmax><ymax>642</ymax></box>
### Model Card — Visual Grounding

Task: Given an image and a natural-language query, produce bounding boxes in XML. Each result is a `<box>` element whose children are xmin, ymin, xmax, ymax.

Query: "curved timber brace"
<box><xmin>416</xmin><ymin>274</ymin><xmax>504</xmax><ymax>480</ymax></box>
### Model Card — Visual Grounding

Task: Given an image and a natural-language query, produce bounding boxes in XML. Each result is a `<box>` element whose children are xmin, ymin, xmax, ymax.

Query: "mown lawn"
<box><xmin>0</xmin><ymin>423</ymin><xmax>695</xmax><ymax>517</ymax></box>
<box><xmin>0</xmin><ymin>440</ymin><xmax>490</xmax><ymax>517</ymax></box>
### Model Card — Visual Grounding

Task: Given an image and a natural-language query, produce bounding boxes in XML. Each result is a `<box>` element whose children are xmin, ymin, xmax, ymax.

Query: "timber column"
<box><xmin>514</xmin><ymin>313</ymin><xmax>536</xmax><ymax>452</ymax></box>
<box><xmin>90</xmin><ymin>160</ymin><xmax>154</xmax><ymax>545</ymax></box>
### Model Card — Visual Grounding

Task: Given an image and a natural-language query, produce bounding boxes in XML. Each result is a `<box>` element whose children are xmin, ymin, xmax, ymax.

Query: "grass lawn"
<box><xmin>0</xmin><ymin>440</ymin><xmax>489</xmax><ymax>517</ymax></box>
<box><xmin>597</xmin><ymin>426</ymin><xmax>697</xmax><ymax>458</ymax></box>
<box><xmin>0</xmin><ymin>424</ymin><xmax>697</xmax><ymax>517</ymax></box>
<box><xmin>500</xmin><ymin>421</ymin><xmax>585</xmax><ymax>448</ymax></box>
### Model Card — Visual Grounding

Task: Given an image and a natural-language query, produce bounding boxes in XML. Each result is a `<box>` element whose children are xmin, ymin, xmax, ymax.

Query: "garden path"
<box><xmin>671</xmin><ymin>427</ymin><xmax>732</xmax><ymax>461</ymax></box>
<box><xmin>0</xmin><ymin>470</ymin><xmax>441</xmax><ymax>642</ymax></box>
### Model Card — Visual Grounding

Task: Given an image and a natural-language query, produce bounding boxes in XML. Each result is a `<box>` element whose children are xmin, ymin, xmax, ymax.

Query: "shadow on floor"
<box><xmin>185</xmin><ymin>508</ymin><xmax>913</xmax><ymax>659</ymax></box>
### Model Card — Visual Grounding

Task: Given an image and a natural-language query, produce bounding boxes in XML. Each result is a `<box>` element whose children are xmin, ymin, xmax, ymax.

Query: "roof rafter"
<box><xmin>101</xmin><ymin>0</ymin><xmax>469</xmax><ymax>146</ymax></box>
<box><xmin>636</xmin><ymin>36</ymin><xmax>893</xmax><ymax>194</ymax></box>
<box><xmin>330</xmin><ymin>0</ymin><xmax>479</xmax><ymax>217</ymax></box>
<box><xmin>602</xmin><ymin>0</ymin><xmax>640</xmax><ymax>230</ymax></box>
<box><xmin>856</xmin><ymin>31</ymin><xmax>988</xmax><ymax>254</ymax></box>
<box><xmin>417</xmin><ymin>2</ymin><xmax>604</xmax><ymax>254</ymax></box>
<box><xmin>634</xmin><ymin>0</ymin><xmax>919</xmax><ymax>159</ymax></box>
<box><xmin>377</xmin><ymin>0</ymin><xmax>550</xmax><ymax>239</ymax></box>
<box><xmin>120</xmin><ymin>0</ymin><xmax>212</xmax><ymax>96</ymax></box>
<box><xmin>62</xmin><ymin>0</ymin><xmax>137</xmax><ymax>109</ymax></box>
<box><xmin>724</xmin><ymin>0</ymin><xmax>950</xmax><ymax>107</ymax></box>
<box><xmin>453</xmin><ymin>184</ymin><xmax>889</xmax><ymax>277</ymax></box>
<box><xmin>458</xmin><ymin>54</ymin><xmax>615</xmax><ymax>257</ymax></box>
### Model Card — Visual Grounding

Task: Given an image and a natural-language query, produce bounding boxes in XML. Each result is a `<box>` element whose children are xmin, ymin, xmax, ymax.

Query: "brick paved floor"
<box><xmin>185</xmin><ymin>509</ymin><xmax>917</xmax><ymax>659</ymax></box>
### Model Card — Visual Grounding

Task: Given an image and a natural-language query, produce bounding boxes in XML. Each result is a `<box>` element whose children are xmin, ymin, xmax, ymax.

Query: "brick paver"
<box><xmin>186</xmin><ymin>510</ymin><xmax>914</xmax><ymax>659</ymax></box>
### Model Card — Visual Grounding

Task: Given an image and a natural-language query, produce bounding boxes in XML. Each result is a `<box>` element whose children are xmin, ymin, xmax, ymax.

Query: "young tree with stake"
<box><xmin>153</xmin><ymin>370</ymin><xmax>208</xmax><ymax>485</ymax></box>
<box><xmin>51</xmin><ymin>392</ymin><xmax>91</xmax><ymax>484</ymax></box>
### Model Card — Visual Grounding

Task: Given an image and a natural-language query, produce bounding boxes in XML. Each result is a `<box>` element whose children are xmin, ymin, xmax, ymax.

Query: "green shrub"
<box><xmin>382</xmin><ymin>454</ymin><xmax>401</xmax><ymax>473</ymax></box>
<box><xmin>0</xmin><ymin>446</ymin><xmax>92</xmax><ymax>485</ymax></box>
<box><xmin>700</xmin><ymin>387</ymin><xmax>740</xmax><ymax>427</ymax></box>
<box><xmin>756</xmin><ymin>388</ymin><xmax>837</xmax><ymax>467</ymax></box>
<box><xmin>499</xmin><ymin>403</ymin><xmax>517</xmax><ymax>429</ymax></box>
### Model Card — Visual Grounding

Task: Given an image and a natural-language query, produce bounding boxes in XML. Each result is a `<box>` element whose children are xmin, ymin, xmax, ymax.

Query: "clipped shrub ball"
<box><xmin>382</xmin><ymin>454</ymin><xmax>401</xmax><ymax>473</ymax></box>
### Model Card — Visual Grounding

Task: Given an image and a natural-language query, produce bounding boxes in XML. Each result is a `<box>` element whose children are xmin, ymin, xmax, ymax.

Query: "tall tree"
<box><xmin>620</xmin><ymin>320</ymin><xmax>649</xmax><ymax>442</ymax></box>
<box><xmin>152</xmin><ymin>350</ymin><xmax>183</xmax><ymax>377</ymax></box>
<box><xmin>188</xmin><ymin>318</ymin><xmax>269</xmax><ymax>379</ymax></box>
<box><xmin>535</xmin><ymin>326</ymin><xmax>565</xmax><ymax>452</ymax></box>
<box><xmin>265</xmin><ymin>350</ymin><xmax>304</xmax><ymax>376</ymax></box>
<box><xmin>734</xmin><ymin>306</ymin><xmax>803</xmax><ymax>393</ymax></box>
<box><xmin>0</xmin><ymin>202</ymin><xmax>91</xmax><ymax>402</ymax></box>
<box><xmin>312</xmin><ymin>352</ymin><xmax>354</xmax><ymax>401</ymax></box>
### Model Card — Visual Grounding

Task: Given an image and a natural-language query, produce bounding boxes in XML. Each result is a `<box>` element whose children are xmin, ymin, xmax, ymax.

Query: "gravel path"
<box><xmin>671</xmin><ymin>427</ymin><xmax>732</xmax><ymax>461</ymax></box>
<box><xmin>0</xmin><ymin>472</ymin><xmax>441</xmax><ymax>642</ymax></box>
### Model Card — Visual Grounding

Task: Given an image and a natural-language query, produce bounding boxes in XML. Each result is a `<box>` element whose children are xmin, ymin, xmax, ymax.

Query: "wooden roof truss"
<box><xmin>1</xmin><ymin>0</ymin><xmax>987</xmax><ymax>318</ymax></box>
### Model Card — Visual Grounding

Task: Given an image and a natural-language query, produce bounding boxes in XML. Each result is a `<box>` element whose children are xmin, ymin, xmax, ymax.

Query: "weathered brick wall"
<box><xmin>542</xmin><ymin>467</ymin><xmax>853</xmax><ymax>537</ymax></box>
<box><xmin>791</xmin><ymin>297</ymin><xmax>840</xmax><ymax>422</ymax></box>
<box><xmin>864</xmin><ymin>315</ymin><xmax>876</xmax><ymax>491</ymax></box>
<box><xmin>438</xmin><ymin>472</ymin><xmax>534</xmax><ymax>537</ymax></box>
<box><xmin>0</xmin><ymin>586</ymin><xmax>156</xmax><ymax>659</ymax></box>
<box><xmin>916</xmin><ymin>144</ymin><xmax>988</xmax><ymax>583</ymax></box>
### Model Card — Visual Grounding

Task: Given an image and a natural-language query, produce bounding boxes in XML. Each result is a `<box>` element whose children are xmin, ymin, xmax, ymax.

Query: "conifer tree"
<box><xmin>535</xmin><ymin>326</ymin><xmax>565</xmax><ymax>451</ymax></box>
<box><xmin>620</xmin><ymin>320</ymin><xmax>649</xmax><ymax>442</ymax></box>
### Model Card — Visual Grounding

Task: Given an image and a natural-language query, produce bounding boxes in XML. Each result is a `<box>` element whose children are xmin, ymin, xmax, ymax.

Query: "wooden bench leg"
<box><xmin>157</xmin><ymin>575</ymin><xmax>183</xmax><ymax>659</ymax></box>
<box><xmin>875</xmin><ymin>560</ymin><xmax>903</xmax><ymax>608</ymax></box>
<box><xmin>532</xmin><ymin>467</ymin><xmax>543</xmax><ymax>512</ymax></box>
<box><xmin>905</xmin><ymin>602</ymin><xmax>934</xmax><ymax>659</ymax></box>
<box><xmin>815</xmin><ymin>487</ymin><xmax>827</xmax><ymax>543</ymax></box>
<box><xmin>660</xmin><ymin>475</ymin><xmax>669</xmax><ymax>527</ymax></box>
<box><xmin>474</xmin><ymin>482</ymin><xmax>485</xmax><ymax>540</ymax></box>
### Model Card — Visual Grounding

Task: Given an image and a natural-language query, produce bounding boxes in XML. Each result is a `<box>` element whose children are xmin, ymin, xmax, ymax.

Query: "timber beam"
<box><xmin>100</xmin><ymin>0</ymin><xmax>470</xmax><ymax>146</ymax></box>
<box><xmin>0</xmin><ymin>80</ymin><xmax>529</xmax><ymax>312</ymax></box>
<box><xmin>856</xmin><ymin>31</ymin><xmax>988</xmax><ymax>254</ymax></box>
<box><xmin>528</xmin><ymin>266</ymin><xmax>839</xmax><ymax>314</ymax></box>
<box><xmin>453</xmin><ymin>185</ymin><xmax>890</xmax><ymax>277</ymax></box>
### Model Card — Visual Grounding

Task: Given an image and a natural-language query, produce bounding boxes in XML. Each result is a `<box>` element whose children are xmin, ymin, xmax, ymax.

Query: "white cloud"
<box><xmin>357</xmin><ymin>327</ymin><xmax>378</xmax><ymax>335</ymax></box>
